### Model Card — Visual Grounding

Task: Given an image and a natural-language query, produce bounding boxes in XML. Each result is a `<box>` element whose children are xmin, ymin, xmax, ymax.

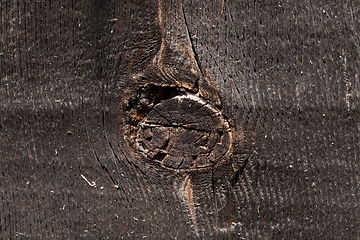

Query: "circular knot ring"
<box><xmin>135</xmin><ymin>93</ymin><xmax>232</xmax><ymax>170</ymax></box>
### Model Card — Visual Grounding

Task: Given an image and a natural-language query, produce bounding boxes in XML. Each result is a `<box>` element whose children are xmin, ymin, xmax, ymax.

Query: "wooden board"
<box><xmin>1</xmin><ymin>0</ymin><xmax>360</xmax><ymax>238</ymax></box>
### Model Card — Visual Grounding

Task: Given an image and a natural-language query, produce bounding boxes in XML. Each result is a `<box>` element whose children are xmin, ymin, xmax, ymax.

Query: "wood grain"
<box><xmin>1</xmin><ymin>0</ymin><xmax>360</xmax><ymax>239</ymax></box>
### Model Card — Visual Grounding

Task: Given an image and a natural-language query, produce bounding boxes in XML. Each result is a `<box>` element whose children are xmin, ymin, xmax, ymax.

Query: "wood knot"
<box><xmin>125</xmin><ymin>85</ymin><xmax>233</xmax><ymax>171</ymax></box>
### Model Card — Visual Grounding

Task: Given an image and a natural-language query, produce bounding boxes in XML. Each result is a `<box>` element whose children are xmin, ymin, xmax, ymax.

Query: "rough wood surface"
<box><xmin>1</xmin><ymin>0</ymin><xmax>360</xmax><ymax>239</ymax></box>
<box><xmin>134</xmin><ymin>93</ymin><xmax>232</xmax><ymax>170</ymax></box>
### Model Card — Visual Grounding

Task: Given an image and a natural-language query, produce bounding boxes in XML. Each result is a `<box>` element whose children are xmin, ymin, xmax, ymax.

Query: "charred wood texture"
<box><xmin>1</xmin><ymin>0</ymin><xmax>360</xmax><ymax>239</ymax></box>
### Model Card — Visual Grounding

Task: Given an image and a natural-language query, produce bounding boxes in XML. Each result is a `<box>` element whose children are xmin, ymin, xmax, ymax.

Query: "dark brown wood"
<box><xmin>1</xmin><ymin>0</ymin><xmax>360</xmax><ymax>239</ymax></box>
<box><xmin>128</xmin><ymin>90</ymin><xmax>232</xmax><ymax>170</ymax></box>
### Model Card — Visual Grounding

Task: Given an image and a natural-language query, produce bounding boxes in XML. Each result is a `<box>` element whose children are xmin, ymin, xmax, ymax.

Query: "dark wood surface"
<box><xmin>1</xmin><ymin>0</ymin><xmax>360</xmax><ymax>239</ymax></box>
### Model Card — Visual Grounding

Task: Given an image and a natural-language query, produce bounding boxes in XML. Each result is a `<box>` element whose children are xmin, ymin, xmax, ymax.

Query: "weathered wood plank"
<box><xmin>1</xmin><ymin>0</ymin><xmax>360</xmax><ymax>239</ymax></box>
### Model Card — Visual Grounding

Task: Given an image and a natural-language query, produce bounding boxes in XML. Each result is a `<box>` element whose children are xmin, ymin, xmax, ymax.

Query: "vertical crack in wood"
<box><xmin>231</xmin><ymin>149</ymin><xmax>251</xmax><ymax>187</ymax></box>
<box><xmin>182</xmin><ymin>5</ymin><xmax>203</xmax><ymax>79</ymax></box>
<box><xmin>212</xmin><ymin>168</ymin><xmax>219</xmax><ymax>232</ymax></box>
<box><xmin>178</xmin><ymin>175</ymin><xmax>199</xmax><ymax>236</ymax></box>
